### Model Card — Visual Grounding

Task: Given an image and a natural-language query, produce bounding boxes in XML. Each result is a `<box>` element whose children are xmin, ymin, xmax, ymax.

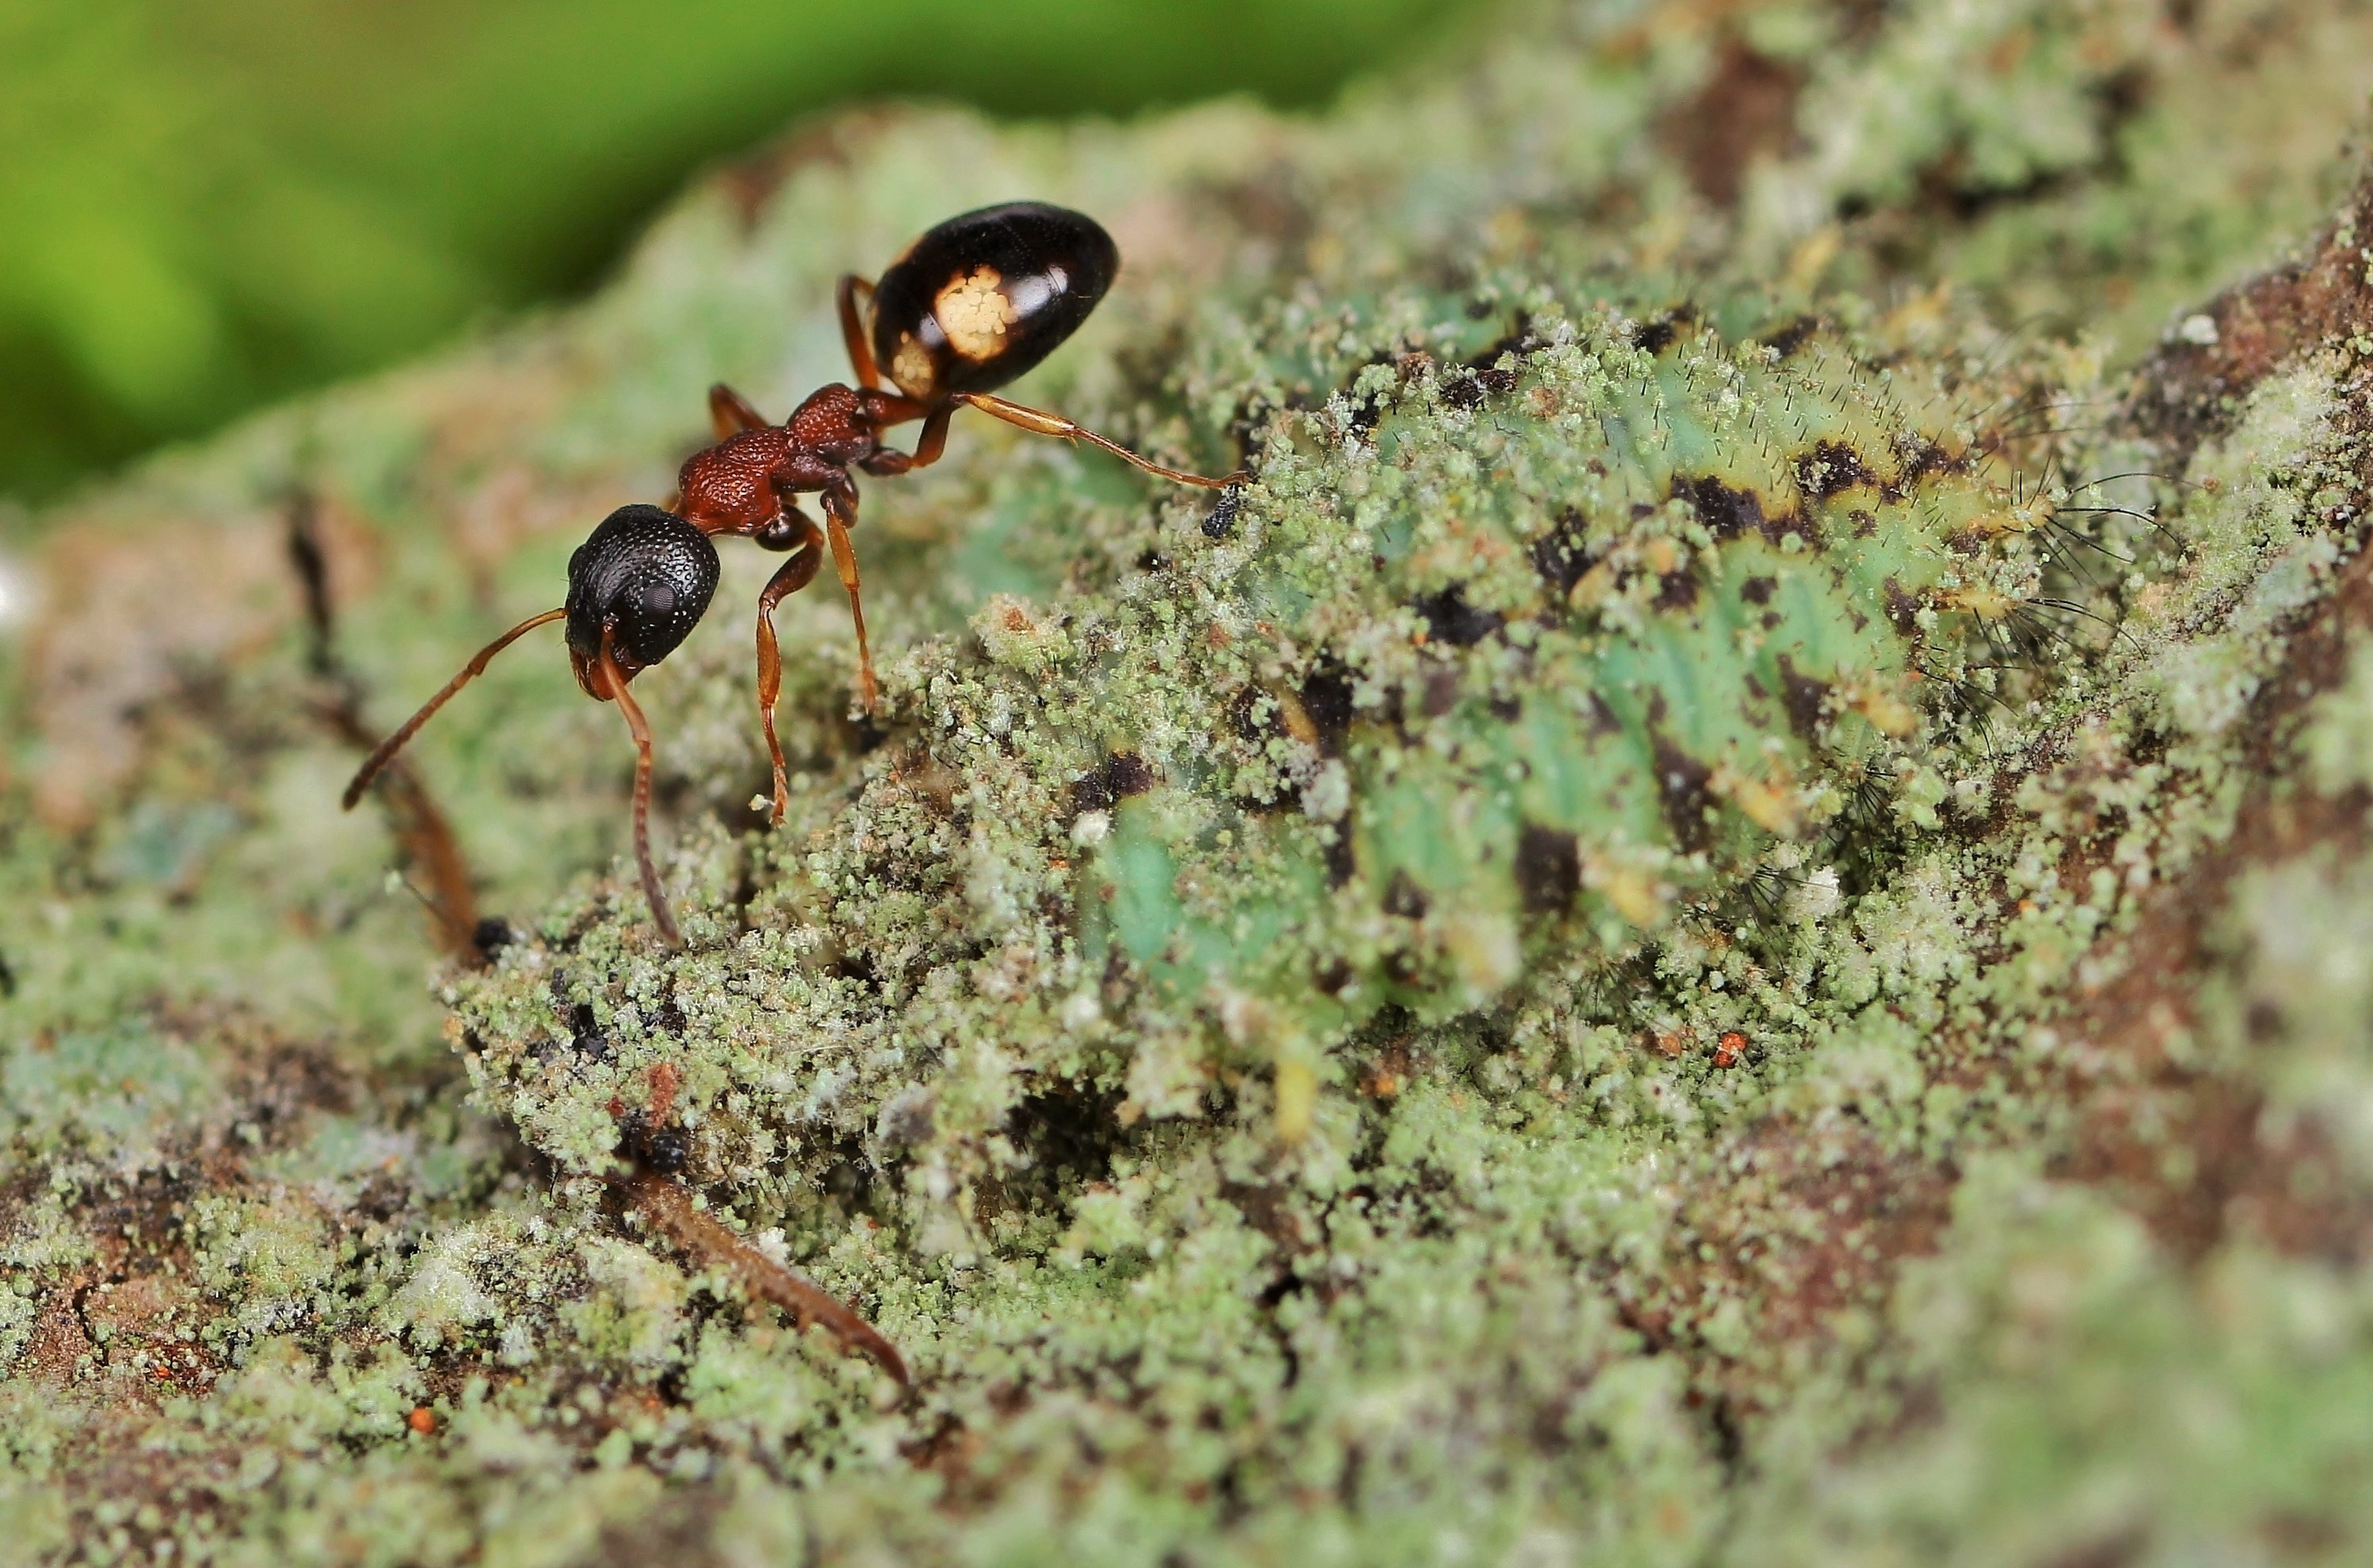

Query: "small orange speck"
<box><xmin>647</xmin><ymin>1060</ymin><xmax>681</xmax><ymax>1124</ymax></box>
<box><xmin>1714</xmin><ymin>1031</ymin><xmax>1747</xmax><ymax>1068</ymax></box>
<box><xmin>408</xmin><ymin>1407</ymin><xmax>437</xmax><ymax>1434</ymax></box>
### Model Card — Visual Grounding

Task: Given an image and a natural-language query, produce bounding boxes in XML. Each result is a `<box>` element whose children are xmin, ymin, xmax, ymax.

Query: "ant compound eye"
<box><xmin>566</xmin><ymin>504</ymin><xmax>721</xmax><ymax>674</ymax></box>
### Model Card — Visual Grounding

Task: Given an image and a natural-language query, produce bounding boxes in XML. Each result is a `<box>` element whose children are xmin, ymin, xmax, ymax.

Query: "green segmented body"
<box><xmin>1075</xmin><ymin>313</ymin><xmax>2038</xmax><ymax>1056</ymax></box>
<box><xmin>459</xmin><ymin>298</ymin><xmax>2067</xmax><ymax>1185</ymax></box>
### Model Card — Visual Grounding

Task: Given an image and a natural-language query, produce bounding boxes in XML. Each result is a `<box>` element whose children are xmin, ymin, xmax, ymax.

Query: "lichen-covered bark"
<box><xmin>7</xmin><ymin>2</ymin><xmax>2373</xmax><ymax>1562</ymax></box>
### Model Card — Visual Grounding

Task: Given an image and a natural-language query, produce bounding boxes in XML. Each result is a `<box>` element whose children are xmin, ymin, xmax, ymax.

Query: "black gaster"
<box><xmin>565</xmin><ymin>505</ymin><xmax>721</xmax><ymax>676</ymax></box>
<box><xmin>870</xmin><ymin>201</ymin><xmax>1120</xmax><ymax>401</ymax></box>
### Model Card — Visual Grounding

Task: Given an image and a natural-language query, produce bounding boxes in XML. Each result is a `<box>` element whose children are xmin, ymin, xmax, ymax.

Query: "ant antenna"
<box><xmin>342</xmin><ymin>609</ymin><xmax>567</xmax><ymax>809</ymax></box>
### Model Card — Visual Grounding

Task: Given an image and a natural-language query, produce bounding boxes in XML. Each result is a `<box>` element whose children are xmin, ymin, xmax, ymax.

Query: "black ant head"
<box><xmin>565</xmin><ymin>504</ymin><xmax>721</xmax><ymax>691</ymax></box>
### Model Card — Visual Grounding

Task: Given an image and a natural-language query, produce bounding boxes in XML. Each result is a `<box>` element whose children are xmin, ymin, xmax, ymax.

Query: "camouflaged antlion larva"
<box><xmin>1072</xmin><ymin>306</ymin><xmax>2061</xmax><ymax>1092</ymax></box>
<box><xmin>458</xmin><ymin>285</ymin><xmax>2083</xmax><ymax>1197</ymax></box>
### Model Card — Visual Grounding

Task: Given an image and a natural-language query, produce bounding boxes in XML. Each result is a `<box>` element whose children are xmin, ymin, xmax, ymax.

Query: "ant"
<box><xmin>343</xmin><ymin>202</ymin><xmax>1243</xmax><ymax>945</ymax></box>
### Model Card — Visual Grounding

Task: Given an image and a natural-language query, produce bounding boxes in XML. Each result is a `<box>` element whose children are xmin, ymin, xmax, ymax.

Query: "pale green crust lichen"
<box><xmin>9</xmin><ymin>1</ymin><xmax>2373</xmax><ymax>1562</ymax></box>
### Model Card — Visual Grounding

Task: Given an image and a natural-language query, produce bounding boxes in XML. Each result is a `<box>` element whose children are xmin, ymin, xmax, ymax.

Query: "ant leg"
<box><xmin>953</xmin><ymin>392</ymin><xmax>1245</xmax><ymax>488</ymax></box>
<box><xmin>819</xmin><ymin>480</ymin><xmax>877</xmax><ymax>713</ymax></box>
<box><xmin>837</xmin><ymin>275</ymin><xmax>881</xmax><ymax>390</ymax></box>
<box><xmin>621</xmin><ymin>1168</ymin><xmax>909</xmax><ymax>1387</ymax></box>
<box><xmin>857</xmin><ymin>403</ymin><xmax>954</xmax><ymax>478</ymax></box>
<box><xmin>754</xmin><ymin>514</ymin><xmax>827</xmax><ymax>823</ymax></box>
<box><xmin>342</xmin><ymin>608</ymin><xmax>567</xmax><ymax>809</ymax></box>
<box><xmin>710</xmin><ymin>383</ymin><xmax>772</xmax><ymax>438</ymax></box>
<box><xmin>596</xmin><ymin>630</ymin><xmax>681</xmax><ymax>947</ymax></box>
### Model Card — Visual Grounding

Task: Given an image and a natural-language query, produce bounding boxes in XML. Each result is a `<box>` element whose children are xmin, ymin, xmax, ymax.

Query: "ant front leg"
<box><xmin>819</xmin><ymin>477</ymin><xmax>877</xmax><ymax>713</ymax></box>
<box><xmin>753</xmin><ymin>510</ymin><xmax>827</xmax><ymax>823</ymax></box>
<box><xmin>591</xmin><ymin>628</ymin><xmax>681</xmax><ymax>947</ymax></box>
<box><xmin>836</xmin><ymin>276</ymin><xmax>881</xmax><ymax>390</ymax></box>
<box><xmin>710</xmin><ymin>383</ymin><xmax>772</xmax><ymax>439</ymax></box>
<box><xmin>953</xmin><ymin>392</ymin><xmax>1244</xmax><ymax>489</ymax></box>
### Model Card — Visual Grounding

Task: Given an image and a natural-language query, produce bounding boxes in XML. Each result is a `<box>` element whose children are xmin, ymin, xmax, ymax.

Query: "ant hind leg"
<box><xmin>819</xmin><ymin>481</ymin><xmax>877</xmax><ymax>713</ymax></box>
<box><xmin>953</xmin><ymin>391</ymin><xmax>1243</xmax><ymax>488</ymax></box>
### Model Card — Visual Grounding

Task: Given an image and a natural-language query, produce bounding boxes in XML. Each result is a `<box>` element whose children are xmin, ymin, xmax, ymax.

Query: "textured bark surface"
<box><xmin>7</xmin><ymin>2</ymin><xmax>2373</xmax><ymax>1562</ymax></box>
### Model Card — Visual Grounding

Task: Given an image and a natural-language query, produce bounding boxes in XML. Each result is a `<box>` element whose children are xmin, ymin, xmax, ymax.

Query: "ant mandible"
<box><xmin>342</xmin><ymin>202</ymin><xmax>1243</xmax><ymax>946</ymax></box>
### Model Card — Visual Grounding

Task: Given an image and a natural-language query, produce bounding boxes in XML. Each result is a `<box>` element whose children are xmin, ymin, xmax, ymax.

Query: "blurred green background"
<box><xmin>0</xmin><ymin>0</ymin><xmax>1478</xmax><ymax>503</ymax></box>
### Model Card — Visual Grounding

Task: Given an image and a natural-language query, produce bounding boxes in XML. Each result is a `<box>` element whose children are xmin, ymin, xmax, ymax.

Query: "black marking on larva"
<box><xmin>1795</xmin><ymin>440</ymin><xmax>1877</xmax><ymax>501</ymax></box>
<box><xmin>1230</xmin><ymin>688</ymin><xmax>1278</xmax><ymax>741</ymax></box>
<box><xmin>1741</xmin><ymin>575</ymin><xmax>1778</xmax><ymax>605</ymax></box>
<box><xmin>1760</xmin><ymin>316</ymin><xmax>1822</xmax><ymax>357</ymax></box>
<box><xmin>1323</xmin><ymin>829</ymin><xmax>1356</xmax><ymax>890</ymax></box>
<box><xmin>1531</xmin><ymin>508</ymin><xmax>1599</xmax><ymax>597</ymax></box>
<box><xmin>1383</xmin><ymin>870</ymin><xmax>1431</xmax><ymax>920</ymax></box>
<box><xmin>1773</xmin><ymin>654</ymin><xmax>1830</xmax><ymax>740</ymax></box>
<box><xmin>1671</xmin><ymin>474</ymin><xmax>1769</xmax><ymax>541</ymax></box>
<box><xmin>1587</xmin><ymin>692</ymin><xmax>1624</xmax><ymax>737</ymax></box>
<box><xmin>1652</xmin><ymin>736</ymin><xmax>1718</xmax><ymax>852</ymax></box>
<box><xmin>1440</xmin><ymin>365</ymin><xmax>1519</xmax><ymax>410</ymax></box>
<box><xmin>1881</xmin><ymin>577</ymin><xmax>1920</xmax><ymax>636</ymax></box>
<box><xmin>1414</xmin><ymin>584</ymin><xmax>1507</xmax><ymax>646</ymax></box>
<box><xmin>1633</xmin><ymin>305</ymin><xmax>1698</xmax><ymax>356</ymax></box>
<box><xmin>1515</xmin><ymin>823</ymin><xmax>1581</xmax><ymax>913</ymax></box>
<box><xmin>1073</xmin><ymin>751</ymin><xmax>1157</xmax><ymax>814</ymax></box>
<box><xmin>1488</xmin><ymin>694</ymin><xmax>1522</xmax><ymax>722</ymax></box>
<box><xmin>1885</xmin><ymin>435</ymin><xmax>1960</xmax><ymax>502</ymax></box>
<box><xmin>1313</xmin><ymin>954</ymin><xmax>1355</xmax><ymax>994</ymax></box>
<box><xmin>1300</xmin><ymin>660</ymin><xmax>1357</xmax><ymax>756</ymax></box>
<box><xmin>1850</xmin><ymin>509</ymin><xmax>1879</xmax><ymax>539</ymax></box>
<box><xmin>1652</xmin><ymin>569</ymin><xmax>1700</xmax><ymax>612</ymax></box>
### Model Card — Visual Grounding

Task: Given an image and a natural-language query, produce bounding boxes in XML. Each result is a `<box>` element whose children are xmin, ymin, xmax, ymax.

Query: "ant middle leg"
<box><xmin>709</xmin><ymin>383</ymin><xmax>772</xmax><ymax>439</ymax></box>
<box><xmin>952</xmin><ymin>392</ymin><xmax>1243</xmax><ymax>488</ymax></box>
<box><xmin>857</xmin><ymin>404</ymin><xmax>954</xmax><ymax>479</ymax></box>
<box><xmin>837</xmin><ymin>276</ymin><xmax>881</xmax><ymax>390</ymax></box>
<box><xmin>753</xmin><ymin>512</ymin><xmax>827</xmax><ymax>823</ymax></box>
